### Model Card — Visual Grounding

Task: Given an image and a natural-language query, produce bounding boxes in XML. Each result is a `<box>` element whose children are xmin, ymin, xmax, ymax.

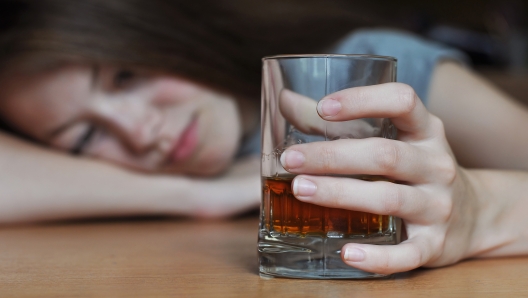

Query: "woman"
<box><xmin>1</xmin><ymin>0</ymin><xmax>528</xmax><ymax>275</ymax></box>
<box><xmin>0</xmin><ymin>0</ymin><xmax>384</xmax><ymax>221</ymax></box>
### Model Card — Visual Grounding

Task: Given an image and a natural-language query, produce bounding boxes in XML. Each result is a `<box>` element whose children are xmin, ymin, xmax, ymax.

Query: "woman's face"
<box><xmin>0</xmin><ymin>65</ymin><xmax>255</xmax><ymax>176</ymax></box>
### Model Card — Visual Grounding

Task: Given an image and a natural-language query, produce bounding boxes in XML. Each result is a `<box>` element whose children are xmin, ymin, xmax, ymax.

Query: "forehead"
<box><xmin>0</xmin><ymin>65</ymin><xmax>93</xmax><ymax>140</ymax></box>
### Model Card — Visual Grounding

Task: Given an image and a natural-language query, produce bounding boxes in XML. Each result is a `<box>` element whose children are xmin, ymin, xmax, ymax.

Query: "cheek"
<box><xmin>152</xmin><ymin>78</ymin><xmax>202</xmax><ymax>105</ymax></box>
<box><xmin>197</xmin><ymin>98</ymin><xmax>242</xmax><ymax>170</ymax></box>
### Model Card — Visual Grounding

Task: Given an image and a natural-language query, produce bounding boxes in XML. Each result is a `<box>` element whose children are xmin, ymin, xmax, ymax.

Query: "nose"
<box><xmin>92</xmin><ymin>97</ymin><xmax>165</xmax><ymax>155</ymax></box>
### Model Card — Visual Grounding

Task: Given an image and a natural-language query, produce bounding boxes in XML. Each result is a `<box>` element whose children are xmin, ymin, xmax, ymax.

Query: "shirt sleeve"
<box><xmin>331</xmin><ymin>29</ymin><xmax>469</xmax><ymax>105</ymax></box>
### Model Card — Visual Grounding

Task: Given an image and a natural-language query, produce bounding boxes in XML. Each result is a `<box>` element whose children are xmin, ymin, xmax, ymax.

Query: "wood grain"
<box><xmin>1</xmin><ymin>217</ymin><xmax>527</xmax><ymax>297</ymax></box>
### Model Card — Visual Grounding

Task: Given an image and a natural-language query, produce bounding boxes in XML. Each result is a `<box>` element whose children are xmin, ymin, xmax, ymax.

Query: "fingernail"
<box><xmin>292</xmin><ymin>178</ymin><xmax>317</xmax><ymax>197</ymax></box>
<box><xmin>318</xmin><ymin>98</ymin><xmax>341</xmax><ymax>117</ymax></box>
<box><xmin>280</xmin><ymin>150</ymin><xmax>305</xmax><ymax>169</ymax></box>
<box><xmin>344</xmin><ymin>247</ymin><xmax>366</xmax><ymax>262</ymax></box>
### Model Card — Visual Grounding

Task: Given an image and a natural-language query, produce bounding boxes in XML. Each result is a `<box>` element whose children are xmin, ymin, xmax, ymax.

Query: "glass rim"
<box><xmin>262</xmin><ymin>54</ymin><xmax>397</xmax><ymax>62</ymax></box>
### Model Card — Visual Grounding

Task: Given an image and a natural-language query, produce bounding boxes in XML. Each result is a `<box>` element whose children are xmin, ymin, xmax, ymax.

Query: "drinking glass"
<box><xmin>259</xmin><ymin>54</ymin><xmax>401</xmax><ymax>279</ymax></box>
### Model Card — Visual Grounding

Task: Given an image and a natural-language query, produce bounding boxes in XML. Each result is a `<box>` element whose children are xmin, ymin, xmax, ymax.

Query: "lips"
<box><xmin>171</xmin><ymin>117</ymin><xmax>199</xmax><ymax>163</ymax></box>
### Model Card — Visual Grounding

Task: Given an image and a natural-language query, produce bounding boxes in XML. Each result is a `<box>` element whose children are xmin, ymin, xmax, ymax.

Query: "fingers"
<box><xmin>341</xmin><ymin>237</ymin><xmax>433</xmax><ymax>275</ymax></box>
<box><xmin>317</xmin><ymin>83</ymin><xmax>436</xmax><ymax>140</ymax></box>
<box><xmin>281</xmin><ymin>138</ymin><xmax>452</xmax><ymax>183</ymax></box>
<box><xmin>279</xmin><ymin>89</ymin><xmax>325</xmax><ymax>135</ymax></box>
<box><xmin>279</xmin><ymin>89</ymin><xmax>381</xmax><ymax>139</ymax></box>
<box><xmin>291</xmin><ymin>175</ymin><xmax>434</xmax><ymax>222</ymax></box>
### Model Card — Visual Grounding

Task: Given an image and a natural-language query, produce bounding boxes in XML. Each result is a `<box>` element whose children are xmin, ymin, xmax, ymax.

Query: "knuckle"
<box><xmin>374</xmin><ymin>141</ymin><xmax>401</xmax><ymax>173</ymax></box>
<box><xmin>424</xmin><ymin>235</ymin><xmax>446</xmax><ymax>265</ymax></box>
<box><xmin>406</xmin><ymin>245</ymin><xmax>424</xmax><ymax>269</ymax></box>
<box><xmin>328</xmin><ymin>181</ymin><xmax>348</xmax><ymax>207</ymax></box>
<box><xmin>395</xmin><ymin>84</ymin><xmax>418</xmax><ymax>114</ymax></box>
<box><xmin>317</xmin><ymin>145</ymin><xmax>338</xmax><ymax>172</ymax></box>
<box><xmin>435</xmin><ymin>154</ymin><xmax>458</xmax><ymax>184</ymax></box>
<box><xmin>428</xmin><ymin>115</ymin><xmax>446</xmax><ymax>136</ymax></box>
<box><xmin>353</xmin><ymin>88</ymin><xmax>371</xmax><ymax>108</ymax></box>
<box><xmin>433</xmin><ymin>235</ymin><xmax>447</xmax><ymax>257</ymax></box>
<box><xmin>381</xmin><ymin>185</ymin><xmax>405</xmax><ymax>215</ymax></box>
<box><xmin>433</xmin><ymin>193</ymin><xmax>454</xmax><ymax>223</ymax></box>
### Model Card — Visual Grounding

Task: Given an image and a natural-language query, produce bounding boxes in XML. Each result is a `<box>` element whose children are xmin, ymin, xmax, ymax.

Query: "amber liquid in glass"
<box><xmin>263</xmin><ymin>176</ymin><xmax>389</xmax><ymax>236</ymax></box>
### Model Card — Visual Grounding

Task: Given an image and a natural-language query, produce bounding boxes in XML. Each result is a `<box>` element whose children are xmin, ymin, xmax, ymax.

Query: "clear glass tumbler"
<box><xmin>259</xmin><ymin>54</ymin><xmax>401</xmax><ymax>279</ymax></box>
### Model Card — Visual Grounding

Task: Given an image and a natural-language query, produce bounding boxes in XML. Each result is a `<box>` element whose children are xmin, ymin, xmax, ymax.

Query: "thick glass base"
<box><xmin>258</xmin><ymin>228</ymin><xmax>399</xmax><ymax>279</ymax></box>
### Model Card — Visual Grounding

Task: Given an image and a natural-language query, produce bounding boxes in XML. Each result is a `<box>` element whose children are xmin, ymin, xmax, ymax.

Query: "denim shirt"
<box><xmin>332</xmin><ymin>29</ymin><xmax>468</xmax><ymax>104</ymax></box>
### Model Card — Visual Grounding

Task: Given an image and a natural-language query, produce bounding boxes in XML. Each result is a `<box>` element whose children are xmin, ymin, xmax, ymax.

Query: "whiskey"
<box><xmin>262</xmin><ymin>176</ymin><xmax>389</xmax><ymax>236</ymax></box>
<box><xmin>259</xmin><ymin>174</ymin><xmax>399</xmax><ymax>279</ymax></box>
<box><xmin>259</xmin><ymin>54</ymin><xmax>399</xmax><ymax>279</ymax></box>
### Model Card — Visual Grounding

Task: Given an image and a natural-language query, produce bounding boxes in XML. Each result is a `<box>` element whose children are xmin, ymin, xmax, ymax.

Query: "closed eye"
<box><xmin>70</xmin><ymin>125</ymin><xmax>97</xmax><ymax>155</ymax></box>
<box><xmin>114</xmin><ymin>69</ymin><xmax>135</xmax><ymax>89</ymax></box>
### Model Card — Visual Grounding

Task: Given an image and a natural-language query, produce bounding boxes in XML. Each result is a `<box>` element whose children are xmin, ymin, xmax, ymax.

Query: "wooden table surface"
<box><xmin>1</xmin><ymin>216</ymin><xmax>527</xmax><ymax>298</ymax></box>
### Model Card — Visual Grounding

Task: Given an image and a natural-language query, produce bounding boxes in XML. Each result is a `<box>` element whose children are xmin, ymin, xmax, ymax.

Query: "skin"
<box><xmin>0</xmin><ymin>64</ymin><xmax>259</xmax><ymax>176</ymax></box>
<box><xmin>0</xmin><ymin>64</ymin><xmax>261</xmax><ymax>223</ymax></box>
<box><xmin>279</xmin><ymin>62</ymin><xmax>528</xmax><ymax>274</ymax></box>
<box><xmin>0</xmin><ymin>130</ymin><xmax>261</xmax><ymax>222</ymax></box>
<box><xmin>1</xmin><ymin>60</ymin><xmax>528</xmax><ymax>275</ymax></box>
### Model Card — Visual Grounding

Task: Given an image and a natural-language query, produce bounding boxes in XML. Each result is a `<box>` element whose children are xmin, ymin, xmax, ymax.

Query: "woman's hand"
<box><xmin>280</xmin><ymin>83</ymin><xmax>478</xmax><ymax>274</ymax></box>
<box><xmin>181</xmin><ymin>155</ymin><xmax>261</xmax><ymax>219</ymax></box>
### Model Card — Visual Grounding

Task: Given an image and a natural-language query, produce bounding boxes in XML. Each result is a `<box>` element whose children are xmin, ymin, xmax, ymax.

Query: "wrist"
<box><xmin>463</xmin><ymin>169</ymin><xmax>527</xmax><ymax>258</ymax></box>
<box><xmin>460</xmin><ymin>168</ymin><xmax>491</xmax><ymax>259</ymax></box>
<box><xmin>136</xmin><ymin>174</ymin><xmax>195</xmax><ymax>217</ymax></box>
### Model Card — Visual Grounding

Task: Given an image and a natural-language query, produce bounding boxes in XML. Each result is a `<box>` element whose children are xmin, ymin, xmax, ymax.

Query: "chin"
<box><xmin>163</xmin><ymin>147</ymin><xmax>236</xmax><ymax>177</ymax></box>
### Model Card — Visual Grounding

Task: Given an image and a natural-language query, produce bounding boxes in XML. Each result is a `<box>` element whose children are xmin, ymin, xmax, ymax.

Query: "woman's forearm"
<box><xmin>466</xmin><ymin>168</ymin><xmax>528</xmax><ymax>258</ymax></box>
<box><xmin>429</xmin><ymin>62</ymin><xmax>528</xmax><ymax>170</ymax></box>
<box><xmin>0</xmin><ymin>132</ymin><xmax>192</xmax><ymax>223</ymax></box>
<box><xmin>0</xmin><ymin>132</ymin><xmax>260</xmax><ymax>223</ymax></box>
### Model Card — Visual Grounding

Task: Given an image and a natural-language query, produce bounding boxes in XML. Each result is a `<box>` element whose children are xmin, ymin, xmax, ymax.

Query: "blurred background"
<box><xmin>219</xmin><ymin>0</ymin><xmax>528</xmax><ymax>103</ymax></box>
<box><xmin>353</xmin><ymin>0</ymin><xmax>528</xmax><ymax>103</ymax></box>
<box><xmin>2</xmin><ymin>0</ymin><xmax>526</xmax><ymax>103</ymax></box>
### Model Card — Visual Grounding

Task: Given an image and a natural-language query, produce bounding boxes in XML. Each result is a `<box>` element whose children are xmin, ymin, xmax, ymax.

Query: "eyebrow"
<box><xmin>48</xmin><ymin>65</ymin><xmax>100</xmax><ymax>139</ymax></box>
